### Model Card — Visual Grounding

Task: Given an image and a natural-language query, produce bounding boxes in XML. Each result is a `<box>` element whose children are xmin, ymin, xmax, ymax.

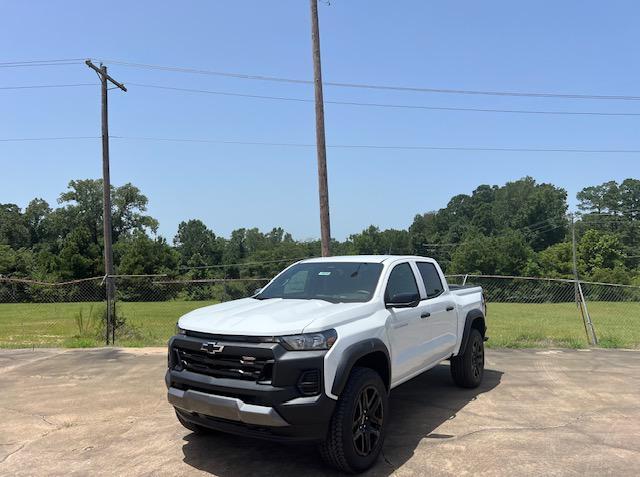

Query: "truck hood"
<box><xmin>178</xmin><ymin>297</ymin><xmax>366</xmax><ymax>336</ymax></box>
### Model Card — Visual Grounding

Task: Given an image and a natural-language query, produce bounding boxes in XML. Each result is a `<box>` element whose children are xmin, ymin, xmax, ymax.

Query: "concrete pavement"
<box><xmin>0</xmin><ymin>347</ymin><xmax>638</xmax><ymax>476</ymax></box>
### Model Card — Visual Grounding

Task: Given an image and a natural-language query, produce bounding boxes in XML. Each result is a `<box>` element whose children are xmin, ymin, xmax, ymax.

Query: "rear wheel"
<box><xmin>451</xmin><ymin>328</ymin><xmax>484</xmax><ymax>388</ymax></box>
<box><xmin>320</xmin><ymin>367</ymin><xmax>388</xmax><ymax>473</ymax></box>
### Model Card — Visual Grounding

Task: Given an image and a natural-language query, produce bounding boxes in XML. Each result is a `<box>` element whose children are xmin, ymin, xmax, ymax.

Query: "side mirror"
<box><xmin>253</xmin><ymin>288</ymin><xmax>263</xmax><ymax>296</ymax></box>
<box><xmin>385</xmin><ymin>292</ymin><xmax>420</xmax><ymax>308</ymax></box>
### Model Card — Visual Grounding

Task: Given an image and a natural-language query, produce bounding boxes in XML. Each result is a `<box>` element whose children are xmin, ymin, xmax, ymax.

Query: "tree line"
<box><xmin>1</xmin><ymin>176</ymin><xmax>639</xmax><ymax>286</ymax></box>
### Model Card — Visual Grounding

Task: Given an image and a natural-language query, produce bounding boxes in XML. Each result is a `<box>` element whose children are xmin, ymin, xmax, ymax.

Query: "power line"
<box><xmin>0</xmin><ymin>136</ymin><xmax>99</xmax><ymax>142</ymax></box>
<box><xmin>0</xmin><ymin>58</ymin><xmax>86</xmax><ymax>65</ymax></box>
<box><xmin>99</xmin><ymin>59</ymin><xmax>640</xmax><ymax>101</ymax></box>
<box><xmin>178</xmin><ymin>257</ymin><xmax>306</xmax><ymax>270</ymax></box>
<box><xmin>0</xmin><ymin>60</ymin><xmax>84</xmax><ymax>68</ymax></box>
<box><xmin>4</xmin><ymin>57</ymin><xmax>640</xmax><ymax>101</ymax></box>
<box><xmin>6</xmin><ymin>80</ymin><xmax>639</xmax><ymax>117</ymax></box>
<box><xmin>0</xmin><ymin>83</ymin><xmax>95</xmax><ymax>90</ymax></box>
<box><xmin>2</xmin><ymin>134</ymin><xmax>640</xmax><ymax>154</ymax></box>
<box><xmin>127</xmin><ymin>83</ymin><xmax>640</xmax><ymax>117</ymax></box>
<box><xmin>521</xmin><ymin>218</ymin><xmax>566</xmax><ymax>233</ymax></box>
<box><xmin>109</xmin><ymin>136</ymin><xmax>640</xmax><ymax>154</ymax></box>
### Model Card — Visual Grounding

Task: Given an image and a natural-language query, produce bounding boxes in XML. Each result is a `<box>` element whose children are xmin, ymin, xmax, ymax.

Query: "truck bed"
<box><xmin>449</xmin><ymin>284</ymin><xmax>482</xmax><ymax>295</ymax></box>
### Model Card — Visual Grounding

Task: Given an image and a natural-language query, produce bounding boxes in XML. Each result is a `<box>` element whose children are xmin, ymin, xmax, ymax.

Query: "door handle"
<box><xmin>446</xmin><ymin>306</ymin><xmax>455</xmax><ymax>312</ymax></box>
<box><xmin>421</xmin><ymin>312</ymin><xmax>431</xmax><ymax>319</ymax></box>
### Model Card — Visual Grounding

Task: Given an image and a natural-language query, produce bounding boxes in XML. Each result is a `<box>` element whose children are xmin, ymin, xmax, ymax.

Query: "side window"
<box><xmin>417</xmin><ymin>262</ymin><xmax>444</xmax><ymax>298</ymax></box>
<box><xmin>385</xmin><ymin>263</ymin><xmax>419</xmax><ymax>300</ymax></box>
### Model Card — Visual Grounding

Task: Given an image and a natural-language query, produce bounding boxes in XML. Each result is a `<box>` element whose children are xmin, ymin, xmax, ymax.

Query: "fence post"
<box><xmin>577</xmin><ymin>280</ymin><xmax>598</xmax><ymax>345</ymax></box>
<box><xmin>109</xmin><ymin>278</ymin><xmax>116</xmax><ymax>345</ymax></box>
<box><xmin>462</xmin><ymin>274</ymin><xmax>469</xmax><ymax>285</ymax></box>
<box><xmin>570</xmin><ymin>213</ymin><xmax>597</xmax><ymax>345</ymax></box>
<box><xmin>573</xmin><ymin>279</ymin><xmax>591</xmax><ymax>345</ymax></box>
<box><xmin>101</xmin><ymin>274</ymin><xmax>113</xmax><ymax>345</ymax></box>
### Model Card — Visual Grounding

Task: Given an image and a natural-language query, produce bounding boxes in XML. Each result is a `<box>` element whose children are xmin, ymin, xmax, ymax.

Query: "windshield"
<box><xmin>256</xmin><ymin>262</ymin><xmax>383</xmax><ymax>303</ymax></box>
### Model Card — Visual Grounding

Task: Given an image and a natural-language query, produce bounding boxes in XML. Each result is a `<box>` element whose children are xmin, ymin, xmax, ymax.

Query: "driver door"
<box><xmin>385</xmin><ymin>262</ymin><xmax>424</xmax><ymax>384</ymax></box>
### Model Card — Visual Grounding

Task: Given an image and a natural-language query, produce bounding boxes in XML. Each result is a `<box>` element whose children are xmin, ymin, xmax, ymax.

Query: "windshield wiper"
<box><xmin>311</xmin><ymin>297</ymin><xmax>340</xmax><ymax>304</ymax></box>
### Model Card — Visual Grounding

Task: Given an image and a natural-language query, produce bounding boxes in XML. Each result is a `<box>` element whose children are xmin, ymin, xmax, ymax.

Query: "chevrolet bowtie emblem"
<box><xmin>201</xmin><ymin>342</ymin><xmax>224</xmax><ymax>354</ymax></box>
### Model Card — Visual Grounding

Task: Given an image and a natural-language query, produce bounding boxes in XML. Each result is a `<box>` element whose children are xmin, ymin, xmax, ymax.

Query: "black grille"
<box><xmin>174</xmin><ymin>346</ymin><xmax>274</xmax><ymax>382</ymax></box>
<box><xmin>297</xmin><ymin>369</ymin><xmax>321</xmax><ymax>396</ymax></box>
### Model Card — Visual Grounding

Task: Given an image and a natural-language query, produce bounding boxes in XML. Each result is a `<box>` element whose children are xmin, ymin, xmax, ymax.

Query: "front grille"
<box><xmin>174</xmin><ymin>346</ymin><xmax>274</xmax><ymax>383</ymax></box>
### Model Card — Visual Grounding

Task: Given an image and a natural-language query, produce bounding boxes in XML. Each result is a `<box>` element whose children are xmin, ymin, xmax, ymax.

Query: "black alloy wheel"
<box><xmin>450</xmin><ymin>328</ymin><xmax>485</xmax><ymax>388</ymax></box>
<box><xmin>320</xmin><ymin>367</ymin><xmax>388</xmax><ymax>473</ymax></box>
<box><xmin>352</xmin><ymin>385</ymin><xmax>384</xmax><ymax>457</ymax></box>
<box><xmin>471</xmin><ymin>337</ymin><xmax>484</xmax><ymax>381</ymax></box>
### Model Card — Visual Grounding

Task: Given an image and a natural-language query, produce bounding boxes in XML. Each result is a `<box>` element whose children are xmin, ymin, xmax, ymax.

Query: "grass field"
<box><xmin>0</xmin><ymin>301</ymin><xmax>638</xmax><ymax>349</ymax></box>
<box><xmin>0</xmin><ymin>301</ymin><xmax>215</xmax><ymax>348</ymax></box>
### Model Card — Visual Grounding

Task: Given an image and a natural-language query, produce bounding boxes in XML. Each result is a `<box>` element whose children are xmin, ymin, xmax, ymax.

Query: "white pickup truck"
<box><xmin>166</xmin><ymin>255</ymin><xmax>486</xmax><ymax>473</ymax></box>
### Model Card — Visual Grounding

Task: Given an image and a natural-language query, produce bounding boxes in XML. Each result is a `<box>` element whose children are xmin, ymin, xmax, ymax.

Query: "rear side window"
<box><xmin>417</xmin><ymin>262</ymin><xmax>444</xmax><ymax>298</ymax></box>
<box><xmin>385</xmin><ymin>263</ymin><xmax>419</xmax><ymax>300</ymax></box>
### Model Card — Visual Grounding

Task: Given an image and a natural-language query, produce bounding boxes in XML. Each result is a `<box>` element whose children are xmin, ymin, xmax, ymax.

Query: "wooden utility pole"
<box><xmin>310</xmin><ymin>0</ymin><xmax>331</xmax><ymax>257</ymax></box>
<box><xmin>85</xmin><ymin>60</ymin><xmax>127</xmax><ymax>345</ymax></box>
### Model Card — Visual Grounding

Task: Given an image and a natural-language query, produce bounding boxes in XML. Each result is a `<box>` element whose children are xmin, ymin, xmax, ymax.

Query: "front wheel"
<box><xmin>451</xmin><ymin>328</ymin><xmax>484</xmax><ymax>388</ymax></box>
<box><xmin>320</xmin><ymin>367</ymin><xmax>388</xmax><ymax>473</ymax></box>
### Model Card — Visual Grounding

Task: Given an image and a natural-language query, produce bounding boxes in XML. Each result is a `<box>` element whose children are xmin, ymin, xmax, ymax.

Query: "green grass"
<box><xmin>0</xmin><ymin>300</ymin><xmax>638</xmax><ymax>349</ymax></box>
<box><xmin>0</xmin><ymin>301</ymin><xmax>216</xmax><ymax>348</ymax></box>
<box><xmin>485</xmin><ymin>302</ymin><xmax>640</xmax><ymax>349</ymax></box>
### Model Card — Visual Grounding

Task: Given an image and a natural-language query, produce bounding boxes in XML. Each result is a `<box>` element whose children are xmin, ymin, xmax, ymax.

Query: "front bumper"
<box><xmin>168</xmin><ymin>386</ymin><xmax>288</xmax><ymax>427</ymax></box>
<box><xmin>166</xmin><ymin>334</ymin><xmax>336</xmax><ymax>442</ymax></box>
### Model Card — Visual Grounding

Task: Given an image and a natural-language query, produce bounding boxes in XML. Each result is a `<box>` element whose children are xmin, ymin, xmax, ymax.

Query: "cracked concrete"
<box><xmin>0</xmin><ymin>348</ymin><xmax>638</xmax><ymax>476</ymax></box>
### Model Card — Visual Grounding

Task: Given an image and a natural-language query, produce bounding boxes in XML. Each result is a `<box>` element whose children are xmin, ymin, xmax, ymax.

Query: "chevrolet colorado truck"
<box><xmin>166</xmin><ymin>255</ymin><xmax>486</xmax><ymax>473</ymax></box>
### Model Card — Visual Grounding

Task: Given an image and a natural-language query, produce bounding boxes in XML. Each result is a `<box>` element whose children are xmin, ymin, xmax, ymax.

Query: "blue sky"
<box><xmin>1</xmin><ymin>1</ymin><xmax>639</xmax><ymax>241</ymax></box>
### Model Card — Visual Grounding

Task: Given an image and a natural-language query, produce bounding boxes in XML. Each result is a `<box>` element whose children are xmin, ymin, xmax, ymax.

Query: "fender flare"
<box><xmin>458</xmin><ymin>309</ymin><xmax>486</xmax><ymax>354</ymax></box>
<box><xmin>331</xmin><ymin>338</ymin><xmax>391</xmax><ymax>396</ymax></box>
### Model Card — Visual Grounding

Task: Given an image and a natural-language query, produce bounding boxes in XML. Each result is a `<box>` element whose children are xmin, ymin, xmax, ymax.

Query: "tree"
<box><xmin>577</xmin><ymin>179</ymin><xmax>640</xmax><ymax>219</ymax></box>
<box><xmin>115</xmin><ymin>232</ymin><xmax>177</xmax><ymax>275</ymax></box>
<box><xmin>577</xmin><ymin>181</ymin><xmax>619</xmax><ymax>214</ymax></box>
<box><xmin>0</xmin><ymin>204</ymin><xmax>30</xmax><ymax>249</ymax></box>
<box><xmin>23</xmin><ymin>199</ymin><xmax>52</xmax><ymax>246</ymax></box>
<box><xmin>534</xmin><ymin>242</ymin><xmax>573</xmax><ymax>278</ymax></box>
<box><xmin>173</xmin><ymin>219</ymin><xmax>221</xmax><ymax>274</ymax></box>
<box><xmin>56</xmin><ymin>179</ymin><xmax>157</xmax><ymax>243</ymax></box>
<box><xmin>348</xmin><ymin>226</ymin><xmax>412</xmax><ymax>255</ymax></box>
<box><xmin>0</xmin><ymin>245</ymin><xmax>34</xmax><ymax>277</ymax></box>
<box><xmin>619</xmin><ymin>178</ymin><xmax>640</xmax><ymax>220</ymax></box>
<box><xmin>578</xmin><ymin>229</ymin><xmax>624</xmax><ymax>275</ymax></box>
<box><xmin>57</xmin><ymin>226</ymin><xmax>101</xmax><ymax>279</ymax></box>
<box><xmin>449</xmin><ymin>231</ymin><xmax>533</xmax><ymax>276</ymax></box>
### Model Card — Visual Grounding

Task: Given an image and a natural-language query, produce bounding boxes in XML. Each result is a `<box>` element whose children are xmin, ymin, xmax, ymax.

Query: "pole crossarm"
<box><xmin>85</xmin><ymin>60</ymin><xmax>127</xmax><ymax>92</ymax></box>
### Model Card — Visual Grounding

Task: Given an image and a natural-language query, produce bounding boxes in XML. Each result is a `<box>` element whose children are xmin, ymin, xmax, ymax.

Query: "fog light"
<box><xmin>297</xmin><ymin>369</ymin><xmax>321</xmax><ymax>396</ymax></box>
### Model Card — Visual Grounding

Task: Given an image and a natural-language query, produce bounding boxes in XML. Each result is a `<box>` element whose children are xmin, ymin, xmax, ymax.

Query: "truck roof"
<box><xmin>300</xmin><ymin>255</ymin><xmax>433</xmax><ymax>264</ymax></box>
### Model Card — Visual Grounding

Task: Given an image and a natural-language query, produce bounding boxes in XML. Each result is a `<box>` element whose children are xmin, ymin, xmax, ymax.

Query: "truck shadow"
<box><xmin>181</xmin><ymin>363</ymin><xmax>503</xmax><ymax>476</ymax></box>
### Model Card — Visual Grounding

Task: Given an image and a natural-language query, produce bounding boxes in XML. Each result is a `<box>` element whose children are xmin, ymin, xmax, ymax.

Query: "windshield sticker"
<box><xmin>318</xmin><ymin>271</ymin><xmax>331</xmax><ymax>276</ymax></box>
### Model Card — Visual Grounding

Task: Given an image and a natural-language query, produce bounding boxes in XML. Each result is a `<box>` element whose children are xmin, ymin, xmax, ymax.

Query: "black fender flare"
<box><xmin>331</xmin><ymin>338</ymin><xmax>391</xmax><ymax>396</ymax></box>
<box><xmin>458</xmin><ymin>309</ymin><xmax>486</xmax><ymax>354</ymax></box>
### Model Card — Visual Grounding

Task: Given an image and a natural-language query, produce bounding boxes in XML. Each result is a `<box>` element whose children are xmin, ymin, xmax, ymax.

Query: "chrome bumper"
<box><xmin>168</xmin><ymin>387</ymin><xmax>289</xmax><ymax>427</ymax></box>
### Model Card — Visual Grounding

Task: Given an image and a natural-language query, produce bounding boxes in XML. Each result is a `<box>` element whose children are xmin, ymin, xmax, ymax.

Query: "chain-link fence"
<box><xmin>1</xmin><ymin>273</ymin><xmax>638</xmax><ymax>349</ymax></box>
<box><xmin>447</xmin><ymin>274</ymin><xmax>640</xmax><ymax>348</ymax></box>
<box><xmin>0</xmin><ymin>276</ymin><xmax>270</xmax><ymax>348</ymax></box>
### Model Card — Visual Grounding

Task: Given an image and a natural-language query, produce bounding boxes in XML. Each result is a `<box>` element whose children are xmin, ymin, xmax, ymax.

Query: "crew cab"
<box><xmin>166</xmin><ymin>255</ymin><xmax>486</xmax><ymax>473</ymax></box>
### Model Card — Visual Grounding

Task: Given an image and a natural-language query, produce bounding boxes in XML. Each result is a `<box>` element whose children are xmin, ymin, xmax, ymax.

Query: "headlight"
<box><xmin>279</xmin><ymin>329</ymin><xmax>337</xmax><ymax>351</ymax></box>
<box><xmin>175</xmin><ymin>323</ymin><xmax>186</xmax><ymax>335</ymax></box>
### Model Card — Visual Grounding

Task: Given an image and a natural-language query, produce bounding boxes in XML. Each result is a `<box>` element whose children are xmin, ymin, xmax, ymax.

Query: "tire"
<box><xmin>320</xmin><ymin>367</ymin><xmax>388</xmax><ymax>474</ymax></box>
<box><xmin>175</xmin><ymin>409</ymin><xmax>211</xmax><ymax>434</ymax></box>
<box><xmin>451</xmin><ymin>328</ymin><xmax>484</xmax><ymax>388</ymax></box>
